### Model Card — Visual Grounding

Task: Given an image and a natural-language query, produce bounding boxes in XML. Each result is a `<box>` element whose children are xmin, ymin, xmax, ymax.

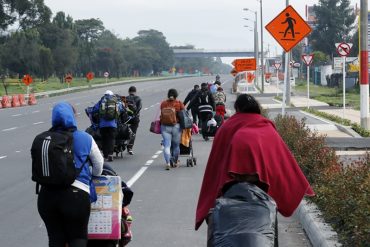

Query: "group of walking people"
<box><xmin>33</xmin><ymin>75</ymin><xmax>314</xmax><ymax>246</ymax></box>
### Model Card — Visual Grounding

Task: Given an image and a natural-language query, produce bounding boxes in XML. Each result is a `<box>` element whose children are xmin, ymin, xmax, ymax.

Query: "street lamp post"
<box><xmin>259</xmin><ymin>0</ymin><xmax>264</xmax><ymax>93</ymax></box>
<box><xmin>243</xmin><ymin>8</ymin><xmax>259</xmax><ymax>89</ymax></box>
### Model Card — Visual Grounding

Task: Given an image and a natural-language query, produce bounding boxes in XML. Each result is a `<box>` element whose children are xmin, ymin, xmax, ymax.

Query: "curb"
<box><xmin>294</xmin><ymin>200</ymin><xmax>342</xmax><ymax>247</ymax></box>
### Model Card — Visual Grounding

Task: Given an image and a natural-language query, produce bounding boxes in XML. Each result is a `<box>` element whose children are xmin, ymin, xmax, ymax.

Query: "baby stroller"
<box><xmin>202</xmin><ymin>114</ymin><xmax>223</xmax><ymax>138</ymax></box>
<box><xmin>87</xmin><ymin>164</ymin><xmax>134</xmax><ymax>247</ymax></box>
<box><xmin>179</xmin><ymin>128</ymin><xmax>197</xmax><ymax>167</ymax></box>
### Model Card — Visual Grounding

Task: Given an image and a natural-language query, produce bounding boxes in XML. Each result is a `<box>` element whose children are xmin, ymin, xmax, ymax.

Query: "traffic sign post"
<box><xmin>104</xmin><ymin>72</ymin><xmax>109</xmax><ymax>83</ymax></box>
<box><xmin>232</xmin><ymin>58</ymin><xmax>257</xmax><ymax>72</ymax></box>
<box><xmin>274</xmin><ymin>61</ymin><xmax>282</xmax><ymax>96</ymax></box>
<box><xmin>22</xmin><ymin>74</ymin><xmax>33</xmax><ymax>97</ymax></box>
<box><xmin>302</xmin><ymin>54</ymin><xmax>314</xmax><ymax>108</ymax></box>
<box><xmin>65</xmin><ymin>74</ymin><xmax>73</xmax><ymax>88</ymax></box>
<box><xmin>265</xmin><ymin>5</ymin><xmax>312</xmax><ymax>115</ymax></box>
<box><xmin>335</xmin><ymin>42</ymin><xmax>353</xmax><ymax>118</ymax></box>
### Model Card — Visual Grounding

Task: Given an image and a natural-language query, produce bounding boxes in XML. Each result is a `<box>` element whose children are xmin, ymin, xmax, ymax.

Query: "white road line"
<box><xmin>15</xmin><ymin>151</ymin><xmax>21</xmax><ymax>153</ymax></box>
<box><xmin>151</xmin><ymin>155</ymin><xmax>158</xmax><ymax>159</ymax></box>
<box><xmin>145</xmin><ymin>160</ymin><xmax>154</xmax><ymax>166</ymax></box>
<box><xmin>126</xmin><ymin>167</ymin><xmax>148</xmax><ymax>187</ymax></box>
<box><xmin>2</xmin><ymin>127</ymin><xmax>18</xmax><ymax>132</ymax></box>
<box><xmin>155</xmin><ymin>150</ymin><xmax>162</xmax><ymax>155</ymax></box>
<box><xmin>33</xmin><ymin>122</ymin><xmax>44</xmax><ymax>125</ymax></box>
<box><xmin>32</xmin><ymin>110</ymin><xmax>40</xmax><ymax>113</ymax></box>
<box><xmin>0</xmin><ymin>156</ymin><xmax>7</xmax><ymax>159</ymax></box>
<box><xmin>12</xmin><ymin>114</ymin><xmax>22</xmax><ymax>117</ymax></box>
<box><xmin>150</xmin><ymin>105</ymin><xmax>154</xmax><ymax>108</ymax></box>
<box><xmin>143</xmin><ymin>108</ymin><xmax>148</xmax><ymax>110</ymax></box>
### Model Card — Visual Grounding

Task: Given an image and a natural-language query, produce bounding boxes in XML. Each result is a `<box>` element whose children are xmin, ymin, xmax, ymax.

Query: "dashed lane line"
<box><xmin>32</xmin><ymin>110</ymin><xmax>40</xmax><ymax>113</ymax></box>
<box><xmin>126</xmin><ymin>149</ymin><xmax>162</xmax><ymax>187</ymax></box>
<box><xmin>12</xmin><ymin>114</ymin><xmax>22</xmax><ymax>117</ymax></box>
<box><xmin>0</xmin><ymin>156</ymin><xmax>7</xmax><ymax>159</ymax></box>
<box><xmin>2</xmin><ymin>127</ymin><xmax>18</xmax><ymax>132</ymax></box>
<box><xmin>33</xmin><ymin>122</ymin><xmax>44</xmax><ymax>125</ymax></box>
<box><xmin>126</xmin><ymin>167</ymin><xmax>148</xmax><ymax>188</ymax></box>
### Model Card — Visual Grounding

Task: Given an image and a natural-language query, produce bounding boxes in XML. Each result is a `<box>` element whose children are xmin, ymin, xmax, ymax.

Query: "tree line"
<box><xmin>0</xmin><ymin>0</ymin><xmax>230</xmax><ymax>82</ymax></box>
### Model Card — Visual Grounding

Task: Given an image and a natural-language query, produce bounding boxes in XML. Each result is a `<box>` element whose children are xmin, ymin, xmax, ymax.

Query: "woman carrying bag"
<box><xmin>159</xmin><ymin>89</ymin><xmax>185</xmax><ymax>170</ymax></box>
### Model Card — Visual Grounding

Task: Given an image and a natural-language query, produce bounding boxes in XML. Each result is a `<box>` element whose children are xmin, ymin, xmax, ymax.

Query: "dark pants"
<box><xmin>38</xmin><ymin>186</ymin><xmax>91</xmax><ymax>247</ymax></box>
<box><xmin>190</xmin><ymin>108</ymin><xmax>199</xmax><ymax>125</ymax></box>
<box><xmin>100</xmin><ymin>127</ymin><xmax>117</xmax><ymax>158</ymax></box>
<box><xmin>127</xmin><ymin>120</ymin><xmax>139</xmax><ymax>150</ymax></box>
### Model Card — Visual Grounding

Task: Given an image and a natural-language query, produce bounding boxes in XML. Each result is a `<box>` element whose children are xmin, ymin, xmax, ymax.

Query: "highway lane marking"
<box><xmin>146</xmin><ymin>160</ymin><xmax>154</xmax><ymax>165</ymax></box>
<box><xmin>151</xmin><ymin>155</ymin><xmax>158</xmax><ymax>159</ymax></box>
<box><xmin>12</xmin><ymin>114</ymin><xmax>22</xmax><ymax>117</ymax></box>
<box><xmin>127</xmin><ymin>149</ymin><xmax>163</xmax><ymax>187</ymax></box>
<box><xmin>32</xmin><ymin>110</ymin><xmax>40</xmax><ymax>113</ymax></box>
<box><xmin>2</xmin><ymin>127</ymin><xmax>18</xmax><ymax>132</ymax></box>
<box><xmin>33</xmin><ymin>122</ymin><xmax>44</xmax><ymax>125</ymax></box>
<box><xmin>126</xmin><ymin>167</ymin><xmax>148</xmax><ymax>187</ymax></box>
<box><xmin>0</xmin><ymin>156</ymin><xmax>7</xmax><ymax>159</ymax></box>
<box><xmin>143</xmin><ymin>107</ymin><xmax>149</xmax><ymax>110</ymax></box>
<box><xmin>15</xmin><ymin>151</ymin><xmax>21</xmax><ymax>153</ymax></box>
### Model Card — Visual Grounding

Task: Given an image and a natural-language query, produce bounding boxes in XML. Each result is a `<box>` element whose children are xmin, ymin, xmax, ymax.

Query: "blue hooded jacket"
<box><xmin>51</xmin><ymin>102</ymin><xmax>96</xmax><ymax>199</ymax></box>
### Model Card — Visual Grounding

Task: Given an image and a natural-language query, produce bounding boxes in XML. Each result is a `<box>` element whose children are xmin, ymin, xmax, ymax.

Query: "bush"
<box><xmin>273</xmin><ymin>114</ymin><xmax>370</xmax><ymax>246</ymax></box>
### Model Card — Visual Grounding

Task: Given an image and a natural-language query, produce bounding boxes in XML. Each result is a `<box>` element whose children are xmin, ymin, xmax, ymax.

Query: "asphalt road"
<box><xmin>0</xmin><ymin>76</ymin><xmax>316</xmax><ymax>246</ymax></box>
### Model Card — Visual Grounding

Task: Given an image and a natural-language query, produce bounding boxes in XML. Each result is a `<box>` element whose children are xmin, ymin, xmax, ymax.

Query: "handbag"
<box><xmin>191</xmin><ymin>123</ymin><xmax>199</xmax><ymax>134</ymax></box>
<box><xmin>178</xmin><ymin>110</ymin><xmax>193</xmax><ymax>129</ymax></box>
<box><xmin>150</xmin><ymin>120</ymin><xmax>161</xmax><ymax>134</ymax></box>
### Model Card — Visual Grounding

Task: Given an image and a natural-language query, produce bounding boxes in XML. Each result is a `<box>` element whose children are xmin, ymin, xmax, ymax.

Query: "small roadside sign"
<box><xmin>335</xmin><ymin>42</ymin><xmax>353</xmax><ymax>57</ymax></box>
<box><xmin>302</xmin><ymin>54</ymin><xmax>314</xmax><ymax>66</ymax></box>
<box><xmin>86</xmin><ymin>72</ymin><xmax>94</xmax><ymax>81</ymax></box>
<box><xmin>22</xmin><ymin>74</ymin><xmax>33</xmax><ymax>86</ymax></box>
<box><xmin>273</xmin><ymin>61</ymin><xmax>282</xmax><ymax>70</ymax></box>
<box><xmin>232</xmin><ymin>58</ymin><xmax>256</xmax><ymax>72</ymax></box>
<box><xmin>65</xmin><ymin>74</ymin><xmax>73</xmax><ymax>83</ymax></box>
<box><xmin>104</xmin><ymin>72</ymin><xmax>109</xmax><ymax>78</ymax></box>
<box><xmin>265</xmin><ymin>5</ymin><xmax>312</xmax><ymax>52</ymax></box>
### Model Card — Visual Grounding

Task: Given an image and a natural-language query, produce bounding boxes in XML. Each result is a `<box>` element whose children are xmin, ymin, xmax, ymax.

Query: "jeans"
<box><xmin>38</xmin><ymin>186</ymin><xmax>91</xmax><ymax>247</ymax></box>
<box><xmin>161</xmin><ymin>123</ymin><xmax>181</xmax><ymax>164</ymax></box>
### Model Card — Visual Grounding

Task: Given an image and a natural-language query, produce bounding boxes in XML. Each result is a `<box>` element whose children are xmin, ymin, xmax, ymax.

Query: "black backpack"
<box><xmin>199</xmin><ymin>91</ymin><xmax>209</xmax><ymax>105</ymax></box>
<box><xmin>126</xmin><ymin>96</ymin><xmax>137</xmax><ymax>115</ymax></box>
<box><xmin>31</xmin><ymin>129</ymin><xmax>88</xmax><ymax>193</ymax></box>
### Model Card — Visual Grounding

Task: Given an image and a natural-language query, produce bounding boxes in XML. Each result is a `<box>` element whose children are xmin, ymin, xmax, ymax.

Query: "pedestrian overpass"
<box><xmin>173</xmin><ymin>49</ymin><xmax>257</xmax><ymax>58</ymax></box>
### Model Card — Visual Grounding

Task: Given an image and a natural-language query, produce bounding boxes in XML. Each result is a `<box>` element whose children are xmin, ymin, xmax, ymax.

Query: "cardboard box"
<box><xmin>88</xmin><ymin>175</ymin><xmax>122</xmax><ymax>240</ymax></box>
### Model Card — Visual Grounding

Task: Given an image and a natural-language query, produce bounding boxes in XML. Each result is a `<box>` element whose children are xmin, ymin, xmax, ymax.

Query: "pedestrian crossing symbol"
<box><xmin>265</xmin><ymin>5</ymin><xmax>312</xmax><ymax>52</ymax></box>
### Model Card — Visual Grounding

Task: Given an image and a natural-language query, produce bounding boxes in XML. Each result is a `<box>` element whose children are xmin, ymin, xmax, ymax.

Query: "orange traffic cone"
<box><xmin>11</xmin><ymin>95</ymin><xmax>20</xmax><ymax>107</ymax></box>
<box><xmin>28</xmin><ymin>93</ymin><xmax>37</xmax><ymax>105</ymax></box>
<box><xmin>18</xmin><ymin>94</ymin><xmax>27</xmax><ymax>106</ymax></box>
<box><xmin>1</xmin><ymin>95</ymin><xmax>11</xmax><ymax>108</ymax></box>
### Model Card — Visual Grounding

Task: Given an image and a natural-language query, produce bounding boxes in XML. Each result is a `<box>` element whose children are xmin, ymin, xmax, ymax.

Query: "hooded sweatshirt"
<box><xmin>51</xmin><ymin>102</ymin><xmax>103</xmax><ymax>197</ymax></box>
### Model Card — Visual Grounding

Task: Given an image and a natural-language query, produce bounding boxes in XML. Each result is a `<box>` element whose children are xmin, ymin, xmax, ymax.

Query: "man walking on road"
<box><xmin>126</xmin><ymin>86</ymin><xmax>142</xmax><ymax>155</ymax></box>
<box><xmin>183</xmin><ymin>84</ymin><xmax>200</xmax><ymax>125</ymax></box>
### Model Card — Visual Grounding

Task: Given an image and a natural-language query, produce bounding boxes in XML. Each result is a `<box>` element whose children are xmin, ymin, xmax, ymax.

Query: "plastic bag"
<box><xmin>150</xmin><ymin>106</ymin><xmax>161</xmax><ymax>134</ymax></box>
<box><xmin>207</xmin><ymin>182</ymin><xmax>277</xmax><ymax>247</ymax></box>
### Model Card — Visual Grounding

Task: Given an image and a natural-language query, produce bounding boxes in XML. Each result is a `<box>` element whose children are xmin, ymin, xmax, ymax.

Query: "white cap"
<box><xmin>105</xmin><ymin>90</ymin><xmax>113</xmax><ymax>95</ymax></box>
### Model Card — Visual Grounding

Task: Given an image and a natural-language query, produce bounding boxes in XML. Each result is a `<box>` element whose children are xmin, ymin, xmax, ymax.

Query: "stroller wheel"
<box><xmin>193</xmin><ymin>158</ymin><xmax>197</xmax><ymax>166</ymax></box>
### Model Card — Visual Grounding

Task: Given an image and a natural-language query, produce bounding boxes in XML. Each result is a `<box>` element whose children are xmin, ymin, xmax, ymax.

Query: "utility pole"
<box><xmin>260</xmin><ymin>0</ymin><xmax>265</xmax><ymax>93</ymax></box>
<box><xmin>360</xmin><ymin>0</ymin><xmax>370</xmax><ymax>129</ymax></box>
<box><xmin>285</xmin><ymin>0</ymin><xmax>291</xmax><ymax>106</ymax></box>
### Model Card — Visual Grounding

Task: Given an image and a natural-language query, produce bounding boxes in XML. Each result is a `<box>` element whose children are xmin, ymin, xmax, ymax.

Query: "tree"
<box><xmin>1</xmin><ymin>29</ymin><xmax>41</xmax><ymax>75</ymax></box>
<box><xmin>38</xmin><ymin>45</ymin><xmax>53</xmax><ymax>80</ymax></box>
<box><xmin>310</xmin><ymin>0</ymin><xmax>356</xmax><ymax>56</ymax></box>
<box><xmin>75</xmin><ymin>18</ymin><xmax>104</xmax><ymax>73</ymax></box>
<box><xmin>0</xmin><ymin>0</ymin><xmax>51</xmax><ymax>30</ymax></box>
<box><xmin>134</xmin><ymin>29</ymin><xmax>173</xmax><ymax>73</ymax></box>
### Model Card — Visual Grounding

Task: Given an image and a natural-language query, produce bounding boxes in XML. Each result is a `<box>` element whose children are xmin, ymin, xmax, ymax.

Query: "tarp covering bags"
<box><xmin>207</xmin><ymin>182</ymin><xmax>277</xmax><ymax>247</ymax></box>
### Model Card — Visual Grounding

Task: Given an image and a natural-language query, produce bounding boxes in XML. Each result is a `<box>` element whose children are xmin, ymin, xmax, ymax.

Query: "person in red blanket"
<box><xmin>195</xmin><ymin>93</ymin><xmax>314</xmax><ymax>231</ymax></box>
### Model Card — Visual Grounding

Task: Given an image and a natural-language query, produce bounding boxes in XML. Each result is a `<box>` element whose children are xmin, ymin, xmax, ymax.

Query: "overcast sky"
<box><xmin>44</xmin><ymin>0</ymin><xmax>363</xmax><ymax>63</ymax></box>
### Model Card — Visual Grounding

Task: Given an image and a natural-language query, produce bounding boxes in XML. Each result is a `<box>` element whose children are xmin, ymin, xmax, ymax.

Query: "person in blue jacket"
<box><xmin>37</xmin><ymin>102</ymin><xmax>104</xmax><ymax>247</ymax></box>
<box><xmin>93</xmin><ymin>90</ymin><xmax>124</xmax><ymax>161</ymax></box>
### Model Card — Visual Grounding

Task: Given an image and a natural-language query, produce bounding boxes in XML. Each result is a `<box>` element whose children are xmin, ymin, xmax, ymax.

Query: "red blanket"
<box><xmin>195</xmin><ymin>113</ymin><xmax>314</xmax><ymax>230</ymax></box>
